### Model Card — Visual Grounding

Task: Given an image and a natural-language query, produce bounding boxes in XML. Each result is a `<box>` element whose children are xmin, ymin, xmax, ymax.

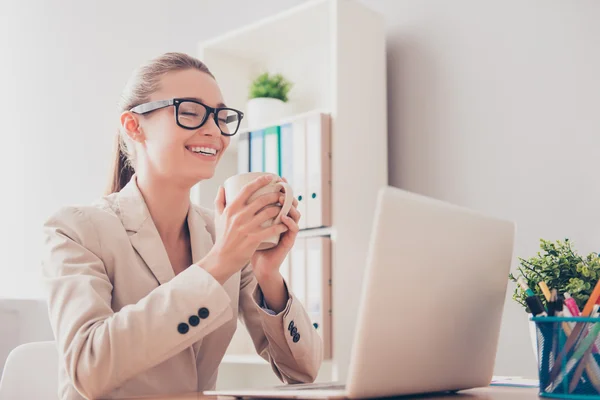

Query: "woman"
<box><xmin>42</xmin><ymin>52</ymin><xmax>322</xmax><ymax>400</ymax></box>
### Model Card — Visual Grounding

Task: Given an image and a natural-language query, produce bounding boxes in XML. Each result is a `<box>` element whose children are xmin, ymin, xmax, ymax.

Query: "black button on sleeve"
<box><xmin>290</xmin><ymin>327</ymin><xmax>298</xmax><ymax>336</ymax></box>
<box><xmin>177</xmin><ymin>323</ymin><xmax>190</xmax><ymax>335</ymax></box>
<box><xmin>288</xmin><ymin>321</ymin><xmax>295</xmax><ymax>331</ymax></box>
<box><xmin>189</xmin><ymin>315</ymin><xmax>200</xmax><ymax>327</ymax></box>
<box><xmin>198</xmin><ymin>307</ymin><xmax>210</xmax><ymax>319</ymax></box>
<box><xmin>293</xmin><ymin>333</ymin><xmax>301</xmax><ymax>343</ymax></box>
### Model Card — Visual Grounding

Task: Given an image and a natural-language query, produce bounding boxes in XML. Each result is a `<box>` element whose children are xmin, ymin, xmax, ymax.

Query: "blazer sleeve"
<box><xmin>41</xmin><ymin>206</ymin><xmax>234</xmax><ymax>400</ymax></box>
<box><xmin>237</xmin><ymin>262</ymin><xmax>323</xmax><ymax>383</ymax></box>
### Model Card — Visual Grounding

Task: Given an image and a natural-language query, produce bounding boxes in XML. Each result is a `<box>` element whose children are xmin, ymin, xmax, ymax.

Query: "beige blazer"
<box><xmin>42</xmin><ymin>176</ymin><xmax>323</xmax><ymax>400</ymax></box>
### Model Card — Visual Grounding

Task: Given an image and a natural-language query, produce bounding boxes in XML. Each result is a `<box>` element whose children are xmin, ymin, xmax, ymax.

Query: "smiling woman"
<box><xmin>41</xmin><ymin>52</ymin><xmax>322</xmax><ymax>400</ymax></box>
<box><xmin>106</xmin><ymin>58</ymin><xmax>240</xmax><ymax>195</ymax></box>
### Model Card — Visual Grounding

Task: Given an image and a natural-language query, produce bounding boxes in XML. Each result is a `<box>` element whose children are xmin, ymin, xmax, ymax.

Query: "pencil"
<box><xmin>549</xmin><ymin>279</ymin><xmax>600</xmax><ymax>383</ymax></box>
<box><xmin>539</xmin><ymin>282</ymin><xmax>552</xmax><ymax>302</ymax></box>
<box><xmin>568</xmin><ymin>305</ymin><xmax>600</xmax><ymax>393</ymax></box>
<box><xmin>546</xmin><ymin>322</ymin><xmax>600</xmax><ymax>393</ymax></box>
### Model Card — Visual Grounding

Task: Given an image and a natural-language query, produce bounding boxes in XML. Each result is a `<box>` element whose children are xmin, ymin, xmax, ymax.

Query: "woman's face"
<box><xmin>128</xmin><ymin>69</ymin><xmax>231</xmax><ymax>187</ymax></box>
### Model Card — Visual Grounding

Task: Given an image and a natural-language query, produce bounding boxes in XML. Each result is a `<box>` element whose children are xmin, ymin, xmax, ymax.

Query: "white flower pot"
<box><xmin>246</xmin><ymin>97</ymin><xmax>289</xmax><ymax>129</ymax></box>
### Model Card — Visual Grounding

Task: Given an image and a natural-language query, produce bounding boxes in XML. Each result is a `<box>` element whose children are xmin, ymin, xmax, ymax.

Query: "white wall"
<box><xmin>1</xmin><ymin>0</ymin><xmax>599</xmax><ymax>383</ymax></box>
<box><xmin>0</xmin><ymin>0</ymin><xmax>303</xmax><ymax>299</ymax></box>
<box><xmin>374</xmin><ymin>0</ymin><xmax>600</xmax><ymax>377</ymax></box>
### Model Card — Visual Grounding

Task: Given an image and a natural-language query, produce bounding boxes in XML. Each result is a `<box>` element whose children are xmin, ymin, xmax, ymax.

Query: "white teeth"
<box><xmin>189</xmin><ymin>146</ymin><xmax>217</xmax><ymax>155</ymax></box>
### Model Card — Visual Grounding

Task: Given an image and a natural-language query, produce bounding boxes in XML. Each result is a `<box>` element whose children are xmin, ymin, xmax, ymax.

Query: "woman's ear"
<box><xmin>120</xmin><ymin>111</ymin><xmax>146</xmax><ymax>143</ymax></box>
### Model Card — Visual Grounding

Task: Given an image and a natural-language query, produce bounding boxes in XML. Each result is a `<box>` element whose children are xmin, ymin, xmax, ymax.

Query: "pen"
<box><xmin>549</xmin><ymin>278</ymin><xmax>600</xmax><ymax>382</ymax></box>
<box><xmin>564</xmin><ymin>293</ymin><xmax>581</xmax><ymax>317</ymax></box>
<box><xmin>568</xmin><ymin>305</ymin><xmax>600</xmax><ymax>393</ymax></box>
<box><xmin>526</xmin><ymin>295</ymin><xmax>547</xmax><ymax>317</ymax></box>
<box><xmin>518</xmin><ymin>277</ymin><xmax>536</xmax><ymax>298</ymax></box>
<box><xmin>558</xmin><ymin>303</ymin><xmax>600</xmax><ymax>393</ymax></box>
<box><xmin>546</xmin><ymin>322</ymin><xmax>600</xmax><ymax>393</ymax></box>
<box><xmin>547</xmin><ymin>289</ymin><xmax>558</xmax><ymax>317</ymax></box>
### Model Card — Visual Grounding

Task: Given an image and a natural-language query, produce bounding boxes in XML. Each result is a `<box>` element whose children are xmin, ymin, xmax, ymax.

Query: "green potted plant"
<box><xmin>509</xmin><ymin>238</ymin><xmax>600</xmax><ymax>357</ymax></box>
<box><xmin>247</xmin><ymin>72</ymin><xmax>293</xmax><ymax>128</ymax></box>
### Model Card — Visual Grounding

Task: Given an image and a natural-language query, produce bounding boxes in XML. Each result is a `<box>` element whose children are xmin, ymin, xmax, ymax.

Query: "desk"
<box><xmin>124</xmin><ymin>386</ymin><xmax>540</xmax><ymax>399</ymax></box>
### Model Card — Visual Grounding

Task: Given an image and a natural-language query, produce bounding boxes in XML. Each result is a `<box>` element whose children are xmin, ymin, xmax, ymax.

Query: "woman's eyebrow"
<box><xmin>180</xmin><ymin>96</ymin><xmax>227</xmax><ymax>108</ymax></box>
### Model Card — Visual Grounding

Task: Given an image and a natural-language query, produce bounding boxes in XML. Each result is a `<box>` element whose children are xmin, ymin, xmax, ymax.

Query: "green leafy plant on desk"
<box><xmin>509</xmin><ymin>238</ymin><xmax>600</xmax><ymax>311</ymax></box>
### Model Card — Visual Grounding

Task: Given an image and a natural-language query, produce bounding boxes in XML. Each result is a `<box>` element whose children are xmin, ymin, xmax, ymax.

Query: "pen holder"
<box><xmin>533</xmin><ymin>316</ymin><xmax>600</xmax><ymax>399</ymax></box>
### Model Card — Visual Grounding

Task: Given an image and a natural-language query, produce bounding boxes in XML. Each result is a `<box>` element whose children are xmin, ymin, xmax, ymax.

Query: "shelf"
<box><xmin>238</xmin><ymin>109</ymin><xmax>331</xmax><ymax>135</ymax></box>
<box><xmin>221</xmin><ymin>354</ymin><xmax>268</xmax><ymax>365</ymax></box>
<box><xmin>226</xmin><ymin>109</ymin><xmax>331</xmax><ymax>152</ymax></box>
<box><xmin>197</xmin><ymin>0</ymin><xmax>388</xmax><ymax>381</ymax></box>
<box><xmin>297</xmin><ymin>226</ymin><xmax>333</xmax><ymax>239</ymax></box>
<box><xmin>198</xmin><ymin>0</ymin><xmax>333</xmax><ymax>135</ymax></box>
<box><xmin>200</xmin><ymin>0</ymin><xmax>330</xmax><ymax>63</ymax></box>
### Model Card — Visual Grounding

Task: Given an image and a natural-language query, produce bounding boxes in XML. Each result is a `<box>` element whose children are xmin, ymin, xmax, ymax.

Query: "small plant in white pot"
<box><xmin>246</xmin><ymin>72</ymin><xmax>293</xmax><ymax>129</ymax></box>
<box><xmin>509</xmin><ymin>239</ymin><xmax>600</xmax><ymax>359</ymax></box>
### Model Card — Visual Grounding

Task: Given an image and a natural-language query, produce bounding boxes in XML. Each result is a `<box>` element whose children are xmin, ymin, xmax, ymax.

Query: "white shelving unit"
<box><xmin>193</xmin><ymin>0</ymin><xmax>387</xmax><ymax>384</ymax></box>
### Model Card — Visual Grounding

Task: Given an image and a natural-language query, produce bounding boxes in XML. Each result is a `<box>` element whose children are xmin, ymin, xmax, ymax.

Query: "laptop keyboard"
<box><xmin>274</xmin><ymin>382</ymin><xmax>346</xmax><ymax>391</ymax></box>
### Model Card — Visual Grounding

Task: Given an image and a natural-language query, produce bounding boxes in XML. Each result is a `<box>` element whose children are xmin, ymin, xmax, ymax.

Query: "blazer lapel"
<box><xmin>117</xmin><ymin>175</ymin><xmax>174</xmax><ymax>285</ymax></box>
<box><xmin>187</xmin><ymin>205</ymin><xmax>239</xmax><ymax>296</ymax></box>
<box><xmin>187</xmin><ymin>205</ymin><xmax>213</xmax><ymax>266</ymax></box>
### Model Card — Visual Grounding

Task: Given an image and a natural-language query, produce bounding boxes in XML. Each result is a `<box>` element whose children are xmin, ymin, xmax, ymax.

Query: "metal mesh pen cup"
<box><xmin>532</xmin><ymin>316</ymin><xmax>600</xmax><ymax>399</ymax></box>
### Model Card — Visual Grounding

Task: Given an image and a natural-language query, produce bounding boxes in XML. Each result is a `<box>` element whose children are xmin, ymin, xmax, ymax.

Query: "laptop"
<box><xmin>205</xmin><ymin>186</ymin><xmax>516</xmax><ymax>399</ymax></box>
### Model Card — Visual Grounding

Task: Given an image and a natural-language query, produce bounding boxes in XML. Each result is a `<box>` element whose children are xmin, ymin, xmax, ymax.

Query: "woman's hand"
<box><xmin>198</xmin><ymin>175</ymin><xmax>288</xmax><ymax>285</ymax></box>
<box><xmin>251</xmin><ymin>177</ymin><xmax>300</xmax><ymax>313</ymax></box>
<box><xmin>251</xmin><ymin>191</ymin><xmax>300</xmax><ymax>281</ymax></box>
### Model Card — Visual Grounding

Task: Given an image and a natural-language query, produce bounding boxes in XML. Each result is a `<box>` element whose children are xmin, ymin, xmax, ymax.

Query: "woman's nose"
<box><xmin>202</xmin><ymin>114</ymin><xmax>221</xmax><ymax>136</ymax></box>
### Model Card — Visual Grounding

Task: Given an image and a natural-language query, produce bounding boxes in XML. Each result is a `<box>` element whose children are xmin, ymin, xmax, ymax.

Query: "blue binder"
<box><xmin>237</xmin><ymin>132</ymin><xmax>250</xmax><ymax>173</ymax></box>
<box><xmin>280</xmin><ymin>123</ymin><xmax>294</xmax><ymax>183</ymax></box>
<box><xmin>263</xmin><ymin>126</ymin><xmax>281</xmax><ymax>176</ymax></box>
<box><xmin>249</xmin><ymin>130</ymin><xmax>264</xmax><ymax>172</ymax></box>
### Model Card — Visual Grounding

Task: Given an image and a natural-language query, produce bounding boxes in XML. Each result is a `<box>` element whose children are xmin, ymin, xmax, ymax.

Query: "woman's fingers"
<box><xmin>250</xmin><ymin>205</ymin><xmax>282</xmax><ymax>228</ymax></box>
<box><xmin>231</xmin><ymin>175</ymin><xmax>273</xmax><ymax>211</ymax></box>
<box><xmin>245</xmin><ymin>192</ymin><xmax>281</xmax><ymax>217</ymax></box>
<box><xmin>256</xmin><ymin>222</ymin><xmax>289</xmax><ymax>242</ymax></box>
<box><xmin>281</xmin><ymin>214</ymin><xmax>299</xmax><ymax>233</ymax></box>
<box><xmin>278</xmin><ymin>194</ymin><xmax>298</xmax><ymax>209</ymax></box>
<box><xmin>287</xmin><ymin>205</ymin><xmax>301</xmax><ymax>224</ymax></box>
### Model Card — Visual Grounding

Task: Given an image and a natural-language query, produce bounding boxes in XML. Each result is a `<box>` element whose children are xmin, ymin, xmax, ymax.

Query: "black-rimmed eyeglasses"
<box><xmin>130</xmin><ymin>98</ymin><xmax>244</xmax><ymax>136</ymax></box>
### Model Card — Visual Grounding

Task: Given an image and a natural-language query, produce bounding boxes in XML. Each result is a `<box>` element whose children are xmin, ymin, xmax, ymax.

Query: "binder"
<box><xmin>263</xmin><ymin>126</ymin><xmax>281</xmax><ymax>175</ymax></box>
<box><xmin>249</xmin><ymin>130</ymin><xmax>264</xmax><ymax>172</ymax></box>
<box><xmin>305</xmin><ymin>236</ymin><xmax>332</xmax><ymax>359</ymax></box>
<box><xmin>291</xmin><ymin>119</ymin><xmax>308</xmax><ymax>230</ymax></box>
<box><xmin>280</xmin><ymin>123</ymin><xmax>294</xmax><ymax>184</ymax></box>
<box><xmin>290</xmin><ymin>238</ymin><xmax>306</xmax><ymax>307</ymax></box>
<box><xmin>237</xmin><ymin>131</ymin><xmax>250</xmax><ymax>174</ymax></box>
<box><xmin>305</xmin><ymin>114</ymin><xmax>332</xmax><ymax>228</ymax></box>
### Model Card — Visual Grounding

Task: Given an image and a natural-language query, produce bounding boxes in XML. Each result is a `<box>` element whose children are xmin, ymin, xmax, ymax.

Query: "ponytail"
<box><xmin>105</xmin><ymin>133</ymin><xmax>135</xmax><ymax>195</ymax></box>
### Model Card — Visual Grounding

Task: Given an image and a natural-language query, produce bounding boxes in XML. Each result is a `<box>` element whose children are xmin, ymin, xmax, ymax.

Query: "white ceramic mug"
<box><xmin>221</xmin><ymin>172</ymin><xmax>294</xmax><ymax>250</ymax></box>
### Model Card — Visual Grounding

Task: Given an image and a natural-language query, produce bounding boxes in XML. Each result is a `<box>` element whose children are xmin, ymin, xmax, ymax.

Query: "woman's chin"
<box><xmin>190</xmin><ymin>169</ymin><xmax>215</xmax><ymax>182</ymax></box>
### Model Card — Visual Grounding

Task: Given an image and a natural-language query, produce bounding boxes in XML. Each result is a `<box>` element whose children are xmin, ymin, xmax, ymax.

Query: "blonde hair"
<box><xmin>106</xmin><ymin>52</ymin><xmax>214</xmax><ymax>195</ymax></box>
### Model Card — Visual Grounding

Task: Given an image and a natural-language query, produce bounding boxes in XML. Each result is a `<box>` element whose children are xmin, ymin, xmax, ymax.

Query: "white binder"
<box><xmin>290</xmin><ymin>238</ymin><xmax>307</xmax><ymax>307</ymax></box>
<box><xmin>291</xmin><ymin>119</ymin><xmax>308</xmax><ymax>230</ymax></box>
<box><xmin>305</xmin><ymin>114</ymin><xmax>332</xmax><ymax>228</ymax></box>
<box><xmin>305</xmin><ymin>236</ymin><xmax>332</xmax><ymax>359</ymax></box>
